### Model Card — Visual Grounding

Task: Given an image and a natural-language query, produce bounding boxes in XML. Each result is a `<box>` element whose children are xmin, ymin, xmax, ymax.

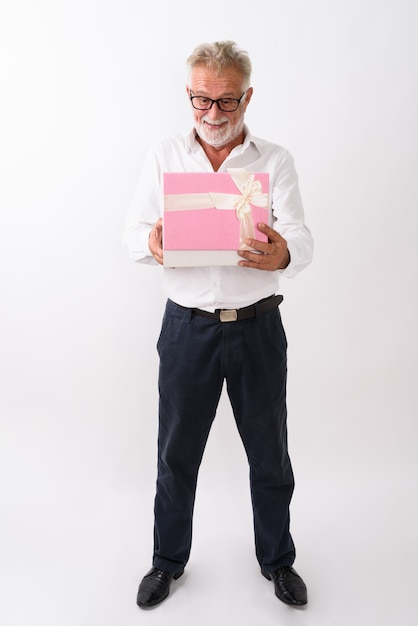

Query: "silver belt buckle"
<box><xmin>219</xmin><ymin>309</ymin><xmax>238</xmax><ymax>322</ymax></box>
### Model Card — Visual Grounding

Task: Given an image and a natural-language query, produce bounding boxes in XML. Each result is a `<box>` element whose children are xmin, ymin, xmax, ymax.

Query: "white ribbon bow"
<box><xmin>208</xmin><ymin>168</ymin><xmax>269</xmax><ymax>221</ymax></box>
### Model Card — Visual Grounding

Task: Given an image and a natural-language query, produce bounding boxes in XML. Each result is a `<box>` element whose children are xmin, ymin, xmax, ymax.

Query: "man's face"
<box><xmin>187</xmin><ymin>65</ymin><xmax>252</xmax><ymax>149</ymax></box>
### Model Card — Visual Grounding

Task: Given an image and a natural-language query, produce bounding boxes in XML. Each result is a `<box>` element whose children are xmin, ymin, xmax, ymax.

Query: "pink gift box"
<box><xmin>163</xmin><ymin>169</ymin><xmax>270</xmax><ymax>267</ymax></box>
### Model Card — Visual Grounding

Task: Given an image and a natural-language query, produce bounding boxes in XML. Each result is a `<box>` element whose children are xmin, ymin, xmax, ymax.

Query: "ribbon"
<box><xmin>164</xmin><ymin>168</ymin><xmax>269</xmax><ymax>248</ymax></box>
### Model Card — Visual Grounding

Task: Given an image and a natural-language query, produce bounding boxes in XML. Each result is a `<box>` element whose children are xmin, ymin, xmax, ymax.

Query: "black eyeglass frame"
<box><xmin>189</xmin><ymin>91</ymin><xmax>247</xmax><ymax>112</ymax></box>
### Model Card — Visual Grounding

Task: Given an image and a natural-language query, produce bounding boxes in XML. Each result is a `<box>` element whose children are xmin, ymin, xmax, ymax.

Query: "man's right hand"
<box><xmin>149</xmin><ymin>218</ymin><xmax>163</xmax><ymax>265</ymax></box>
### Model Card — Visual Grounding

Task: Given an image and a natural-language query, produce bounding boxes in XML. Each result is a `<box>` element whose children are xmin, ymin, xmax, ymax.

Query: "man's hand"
<box><xmin>238</xmin><ymin>223</ymin><xmax>290</xmax><ymax>271</ymax></box>
<box><xmin>149</xmin><ymin>218</ymin><xmax>163</xmax><ymax>265</ymax></box>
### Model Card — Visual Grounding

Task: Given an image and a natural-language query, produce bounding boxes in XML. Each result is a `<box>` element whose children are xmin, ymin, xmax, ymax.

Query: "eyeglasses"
<box><xmin>189</xmin><ymin>91</ymin><xmax>246</xmax><ymax>112</ymax></box>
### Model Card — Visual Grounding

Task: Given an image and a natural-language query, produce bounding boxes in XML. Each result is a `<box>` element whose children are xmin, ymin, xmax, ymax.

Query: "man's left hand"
<box><xmin>238</xmin><ymin>223</ymin><xmax>290</xmax><ymax>271</ymax></box>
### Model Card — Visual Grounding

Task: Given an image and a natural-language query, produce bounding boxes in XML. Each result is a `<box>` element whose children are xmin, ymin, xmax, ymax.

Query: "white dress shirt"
<box><xmin>124</xmin><ymin>126</ymin><xmax>313</xmax><ymax>311</ymax></box>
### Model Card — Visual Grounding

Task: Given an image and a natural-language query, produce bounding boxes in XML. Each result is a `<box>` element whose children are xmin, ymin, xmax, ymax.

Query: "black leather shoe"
<box><xmin>136</xmin><ymin>567</ymin><xmax>184</xmax><ymax>608</ymax></box>
<box><xmin>261</xmin><ymin>566</ymin><xmax>308</xmax><ymax>606</ymax></box>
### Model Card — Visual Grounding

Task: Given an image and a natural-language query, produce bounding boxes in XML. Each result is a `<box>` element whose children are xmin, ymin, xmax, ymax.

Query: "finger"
<box><xmin>238</xmin><ymin>246</ymin><xmax>284</xmax><ymax>271</ymax></box>
<box><xmin>242</xmin><ymin>238</ymin><xmax>272</xmax><ymax>254</ymax></box>
<box><xmin>239</xmin><ymin>251</ymin><xmax>272</xmax><ymax>267</ymax></box>
<box><xmin>238</xmin><ymin>257</ymin><xmax>277</xmax><ymax>271</ymax></box>
<box><xmin>257</xmin><ymin>222</ymin><xmax>283</xmax><ymax>242</ymax></box>
<box><xmin>154</xmin><ymin>250</ymin><xmax>164</xmax><ymax>265</ymax></box>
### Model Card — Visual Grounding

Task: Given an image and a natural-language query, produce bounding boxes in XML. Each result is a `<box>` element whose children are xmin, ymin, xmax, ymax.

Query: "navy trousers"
<box><xmin>152</xmin><ymin>298</ymin><xmax>296</xmax><ymax>574</ymax></box>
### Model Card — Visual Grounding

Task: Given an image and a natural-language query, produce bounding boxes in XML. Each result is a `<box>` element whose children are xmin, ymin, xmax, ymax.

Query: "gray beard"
<box><xmin>195</xmin><ymin>116</ymin><xmax>245</xmax><ymax>148</ymax></box>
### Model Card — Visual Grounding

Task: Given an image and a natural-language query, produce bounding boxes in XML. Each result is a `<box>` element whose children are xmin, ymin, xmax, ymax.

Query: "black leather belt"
<box><xmin>176</xmin><ymin>294</ymin><xmax>283</xmax><ymax>322</ymax></box>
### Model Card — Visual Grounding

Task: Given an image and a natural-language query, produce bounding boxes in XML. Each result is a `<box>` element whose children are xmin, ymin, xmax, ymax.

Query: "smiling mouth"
<box><xmin>204</xmin><ymin>120</ymin><xmax>227</xmax><ymax>128</ymax></box>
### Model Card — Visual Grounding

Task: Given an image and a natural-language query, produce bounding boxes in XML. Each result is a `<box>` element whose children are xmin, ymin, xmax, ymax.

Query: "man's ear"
<box><xmin>244</xmin><ymin>87</ymin><xmax>254</xmax><ymax>110</ymax></box>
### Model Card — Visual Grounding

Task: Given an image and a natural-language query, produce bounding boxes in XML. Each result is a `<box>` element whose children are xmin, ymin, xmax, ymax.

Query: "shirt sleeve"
<box><xmin>123</xmin><ymin>146</ymin><xmax>162</xmax><ymax>265</ymax></box>
<box><xmin>271</xmin><ymin>149</ymin><xmax>314</xmax><ymax>278</ymax></box>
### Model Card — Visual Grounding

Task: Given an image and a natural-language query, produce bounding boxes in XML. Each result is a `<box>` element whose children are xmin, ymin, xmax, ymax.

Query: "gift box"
<box><xmin>163</xmin><ymin>168</ymin><xmax>270</xmax><ymax>267</ymax></box>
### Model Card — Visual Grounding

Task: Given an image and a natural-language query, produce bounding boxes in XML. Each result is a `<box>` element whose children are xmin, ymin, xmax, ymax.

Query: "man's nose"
<box><xmin>206</xmin><ymin>101</ymin><xmax>223</xmax><ymax>118</ymax></box>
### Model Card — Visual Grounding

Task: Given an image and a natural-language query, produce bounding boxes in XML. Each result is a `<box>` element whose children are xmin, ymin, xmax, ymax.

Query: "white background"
<box><xmin>1</xmin><ymin>1</ymin><xmax>417</xmax><ymax>625</ymax></box>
